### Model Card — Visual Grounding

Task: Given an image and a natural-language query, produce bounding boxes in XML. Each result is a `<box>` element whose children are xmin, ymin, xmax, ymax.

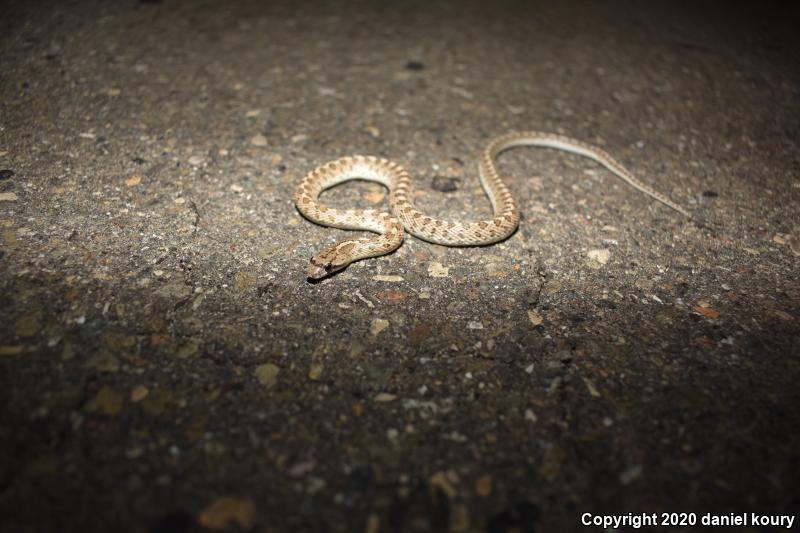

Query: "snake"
<box><xmin>293</xmin><ymin>131</ymin><xmax>690</xmax><ymax>279</ymax></box>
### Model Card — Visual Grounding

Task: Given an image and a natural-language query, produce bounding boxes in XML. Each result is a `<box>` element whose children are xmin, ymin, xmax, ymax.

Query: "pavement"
<box><xmin>1</xmin><ymin>0</ymin><xmax>799</xmax><ymax>532</ymax></box>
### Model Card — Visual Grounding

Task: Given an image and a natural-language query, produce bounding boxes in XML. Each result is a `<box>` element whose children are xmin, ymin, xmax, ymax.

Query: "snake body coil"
<box><xmin>293</xmin><ymin>131</ymin><xmax>690</xmax><ymax>279</ymax></box>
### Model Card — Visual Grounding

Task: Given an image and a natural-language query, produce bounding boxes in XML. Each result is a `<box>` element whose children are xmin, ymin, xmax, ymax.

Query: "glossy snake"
<box><xmin>293</xmin><ymin>131</ymin><xmax>690</xmax><ymax>279</ymax></box>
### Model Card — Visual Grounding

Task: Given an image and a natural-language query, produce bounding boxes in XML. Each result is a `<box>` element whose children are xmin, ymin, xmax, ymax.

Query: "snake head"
<box><xmin>306</xmin><ymin>244</ymin><xmax>354</xmax><ymax>279</ymax></box>
<box><xmin>307</xmin><ymin>258</ymin><xmax>346</xmax><ymax>279</ymax></box>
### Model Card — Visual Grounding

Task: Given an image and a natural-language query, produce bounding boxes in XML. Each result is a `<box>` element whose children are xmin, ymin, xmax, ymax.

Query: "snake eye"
<box><xmin>324</xmin><ymin>264</ymin><xmax>333</xmax><ymax>273</ymax></box>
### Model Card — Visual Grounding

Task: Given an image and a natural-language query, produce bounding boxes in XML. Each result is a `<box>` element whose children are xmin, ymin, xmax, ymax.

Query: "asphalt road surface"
<box><xmin>1</xmin><ymin>1</ymin><xmax>798</xmax><ymax>532</ymax></box>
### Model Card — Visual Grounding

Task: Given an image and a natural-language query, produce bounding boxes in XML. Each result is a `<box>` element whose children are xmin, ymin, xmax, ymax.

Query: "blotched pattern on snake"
<box><xmin>293</xmin><ymin>131</ymin><xmax>690</xmax><ymax>279</ymax></box>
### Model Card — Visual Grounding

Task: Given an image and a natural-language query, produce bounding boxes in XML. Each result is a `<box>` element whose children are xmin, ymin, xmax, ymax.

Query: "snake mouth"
<box><xmin>306</xmin><ymin>257</ymin><xmax>347</xmax><ymax>280</ymax></box>
<box><xmin>306</xmin><ymin>262</ymin><xmax>328</xmax><ymax>279</ymax></box>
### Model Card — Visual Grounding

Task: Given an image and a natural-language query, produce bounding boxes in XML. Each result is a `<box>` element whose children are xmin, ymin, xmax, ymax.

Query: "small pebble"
<box><xmin>587</xmin><ymin>249</ymin><xmax>611</xmax><ymax>266</ymax></box>
<box><xmin>370</xmin><ymin>318</ymin><xmax>389</xmax><ymax>336</ymax></box>
<box><xmin>250</xmin><ymin>134</ymin><xmax>268</xmax><ymax>147</ymax></box>
<box><xmin>377</xmin><ymin>290</ymin><xmax>408</xmax><ymax>303</ymax></box>
<box><xmin>374</xmin><ymin>392</ymin><xmax>397</xmax><ymax>402</ymax></box>
<box><xmin>372</xmin><ymin>275</ymin><xmax>403</xmax><ymax>282</ymax></box>
<box><xmin>428</xmin><ymin>471</ymin><xmax>457</xmax><ymax>498</ymax></box>
<box><xmin>788</xmin><ymin>234</ymin><xmax>800</xmax><ymax>256</ymax></box>
<box><xmin>131</xmin><ymin>386</ymin><xmax>149</xmax><ymax>402</ymax></box>
<box><xmin>254</xmin><ymin>364</ymin><xmax>280</xmax><ymax>388</ymax></box>
<box><xmin>475</xmin><ymin>475</ymin><xmax>492</xmax><ymax>497</ymax></box>
<box><xmin>427</xmin><ymin>262</ymin><xmax>449</xmax><ymax>277</ymax></box>
<box><xmin>527</xmin><ymin>310</ymin><xmax>543</xmax><ymax>326</ymax></box>
<box><xmin>197</xmin><ymin>497</ymin><xmax>256</xmax><ymax>530</ymax></box>
<box><xmin>693</xmin><ymin>306</ymin><xmax>720</xmax><ymax>319</ymax></box>
<box><xmin>287</xmin><ymin>460</ymin><xmax>316</xmax><ymax>477</ymax></box>
<box><xmin>583</xmin><ymin>378</ymin><xmax>601</xmax><ymax>397</ymax></box>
